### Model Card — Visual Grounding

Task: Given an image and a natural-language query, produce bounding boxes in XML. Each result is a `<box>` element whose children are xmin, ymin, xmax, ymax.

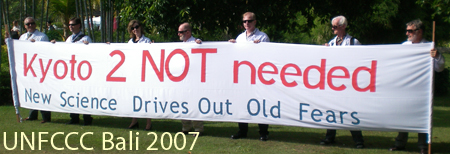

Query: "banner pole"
<box><xmin>432</xmin><ymin>21</ymin><xmax>435</xmax><ymax>44</ymax></box>
<box><xmin>429</xmin><ymin>20</ymin><xmax>436</xmax><ymax>154</ymax></box>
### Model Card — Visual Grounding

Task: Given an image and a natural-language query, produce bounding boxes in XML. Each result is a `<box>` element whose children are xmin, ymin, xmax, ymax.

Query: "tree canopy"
<box><xmin>116</xmin><ymin>0</ymin><xmax>450</xmax><ymax>45</ymax></box>
<box><xmin>3</xmin><ymin>0</ymin><xmax>450</xmax><ymax>45</ymax></box>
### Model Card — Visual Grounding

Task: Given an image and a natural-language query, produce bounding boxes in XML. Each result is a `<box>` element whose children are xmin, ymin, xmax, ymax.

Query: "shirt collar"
<box><xmin>73</xmin><ymin>31</ymin><xmax>82</xmax><ymax>37</ymax></box>
<box><xmin>184</xmin><ymin>36</ymin><xmax>196</xmax><ymax>42</ymax></box>
<box><xmin>28</xmin><ymin>29</ymin><xmax>36</xmax><ymax>35</ymax></box>
<box><xmin>246</xmin><ymin>28</ymin><xmax>259</xmax><ymax>37</ymax></box>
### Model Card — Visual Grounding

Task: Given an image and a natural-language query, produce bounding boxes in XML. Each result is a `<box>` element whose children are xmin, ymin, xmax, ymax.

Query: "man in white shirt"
<box><xmin>178</xmin><ymin>22</ymin><xmax>203</xmax><ymax>136</ymax></box>
<box><xmin>18</xmin><ymin>17</ymin><xmax>51</xmax><ymax>123</ymax></box>
<box><xmin>389</xmin><ymin>19</ymin><xmax>445</xmax><ymax>154</ymax></box>
<box><xmin>19</xmin><ymin>17</ymin><xmax>49</xmax><ymax>42</ymax></box>
<box><xmin>60</xmin><ymin>17</ymin><xmax>93</xmax><ymax>126</ymax></box>
<box><xmin>178</xmin><ymin>22</ymin><xmax>202</xmax><ymax>44</ymax></box>
<box><xmin>320</xmin><ymin>15</ymin><xmax>364</xmax><ymax>149</ymax></box>
<box><xmin>59</xmin><ymin>17</ymin><xmax>92</xmax><ymax>44</ymax></box>
<box><xmin>325</xmin><ymin>15</ymin><xmax>360</xmax><ymax>46</ymax></box>
<box><xmin>228</xmin><ymin>12</ymin><xmax>269</xmax><ymax>43</ymax></box>
<box><xmin>229</xmin><ymin>12</ymin><xmax>270</xmax><ymax>141</ymax></box>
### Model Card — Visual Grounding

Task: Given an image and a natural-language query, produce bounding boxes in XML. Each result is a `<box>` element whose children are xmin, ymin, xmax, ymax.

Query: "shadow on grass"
<box><xmin>433</xmin><ymin>108</ymin><xmax>450</xmax><ymax>127</ymax></box>
<box><xmin>15</xmin><ymin>96</ymin><xmax>450</xmax><ymax>153</ymax></box>
<box><xmin>433</xmin><ymin>95</ymin><xmax>450</xmax><ymax>107</ymax></box>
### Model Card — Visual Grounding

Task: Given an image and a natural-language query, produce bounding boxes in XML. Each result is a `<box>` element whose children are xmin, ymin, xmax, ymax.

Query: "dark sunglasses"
<box><xmin>242</xmin><ymin>20</ymin><xmax>254</xmax><ymax>23</ymax></box>
<box><xmin>25</xmin><ymin>22</ymin><xmax>35</xmax><ymax>26</ymax></box>
<box><xmin>332</xmin><ymin>25</ymin><xmax>339</xmax><ymax>29</ymax></box>
<box><xmin>132</xmin><ymin>25</ymin><xmax>140</xmax><ymax>30</ymax></box>
<box><xmin>177</xmin><ymin>30</ymin><xmax>188</xmax><ymax>34</ymax></box>
<box><xmin>406</xmin><ymin>29</ymin><xmax>419</xmax><ymax>33</ymax></box>
<box><xmin>69</xmin><ymin>23</ymin><xmax>79</xmax><ymax>26</ymax></box>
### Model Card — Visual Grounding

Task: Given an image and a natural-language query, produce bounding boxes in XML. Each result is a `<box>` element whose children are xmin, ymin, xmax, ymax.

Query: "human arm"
<box><xmin>432</xmin><ymin>49</ymin><xmax>445</xmax><ymax>72</ymax></box>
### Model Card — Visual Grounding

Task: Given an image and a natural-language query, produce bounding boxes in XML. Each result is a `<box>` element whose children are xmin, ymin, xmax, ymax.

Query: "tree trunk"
<box><xmin>24</xmin><ymin>0</ymin><xmax>27</xmax><ymax>17</ymax></box>
<box><xmin>88</xmin><ymin>0</ymin><xmax>95</xmax><ymax>42</ymax></box>
<box><xmin>0</xmin><ymin>0</ymin><xmax>2</xmax><ymax>47</ymax></box>
<box><xmin>75</xmin><ymin>0</ymin><xmax>79</xmax><ymax>18</ymax></box>
<box><xmin>115</xmin><ymin>9</ymin><xmax>119</xmax><ymax>43</ymax></box>
<box><xmin>83</xmin><ymin>0</ymin><xmax>92</xmax><ymax>41</ymax></box>
<box><xmin>40</xmin><ymin>0</ymin><xmax>45</xmax><ymax>32</ymax></box>
<box><xmin>105</xmin><ymin>0</ymin><xmax>110</xmax><ymax>42</ymax></box>
<box><xmin>78</xmin><ymin>0</ymin><xmax>85</xmax><ymax>34</ymax></box>
<box><xmin>5</xmin><ymin>0</ymin><xmax>11</xmax><ymax>30</ymax></box>
<box><xmin>20</xmin><ymin>0</ymin><xmax>23</xmax><ymax>34</ymax></box>
<box><xmin>108</xmin><ymin>0</ymin><xmax>112</xmax><ymax>42</ymax></box>
<box><xmin>0</xmin><ymin>0</ymin><xmax>2</xmax><ymax>67</ymax></box>
<box><xmin>101</xmin><ymin>0</ymin><xmax>105</xmax><ymax>42</ymax></box>
<box><xmin>45</xmin><ymin>0</ymin><xmax>49</xmax><ymax>33</ymax></box>
<box><xmin>32</xmin><ymin>0</ymin><xmax>35</xmax><ymax>18</ymax></box>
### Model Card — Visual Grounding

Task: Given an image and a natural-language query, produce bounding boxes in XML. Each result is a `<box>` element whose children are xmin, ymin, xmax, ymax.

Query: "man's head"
<box><xmin>242</xmin><ymin>12</ymin><xmax>257</xmax><ymax>32</ymax></box>
<box><xmin>24</xmin><ymin>17</ymin><xmax>36</xmax><ymax>33</ymax></box>
<box><xmin>178</xmin><ymin>22</ymin><xmax>192</xmax><ymax>42</ymax></box>
<box><xmin>69</xmin><ymin>17</ymin><xmax>82</xmax><ymax>34</ymax></box>
<box><xmin>331</xmin><ymin>15</ymin><xmax>347</xmax><ymax>36</ymax></box>
<box><xmin>13</xmin><ymin>20</ymin><xmax>18</xmax><ymax>26</ymax></box>
<box><xmin>405</xmin><ymin>19</ymin><xmax>424</xmax><ymax>43</ymax></box>
<box><xmin>47</xmin><ymin>21</ymin><xmax>52</xmax><ymax>27</ymax></box>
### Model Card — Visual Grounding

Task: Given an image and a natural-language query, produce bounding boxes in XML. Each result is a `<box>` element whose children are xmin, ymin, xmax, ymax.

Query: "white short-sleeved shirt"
<box><xmin>128</xmin><ymin>35</ymin><xmax>151</xmax><ymax>43</ymax></box>
<box><xmin>19</xmin><ymin>30</ymin><xmax>49</xmax><ymax>42</ymax></box>
<box><xmin>65</xmin><ymin>32</ymin><xmax>92</xmax><ymax>43</ymax></box>
<box><xmin>183</xmin><ymin>36</ymin><xmax>200</xmax><ymax>43</ymax></box>
<box><xmin>235</xmin><ymin>28</ymin><xmax>270</xmax><ymax>43</ymax></box>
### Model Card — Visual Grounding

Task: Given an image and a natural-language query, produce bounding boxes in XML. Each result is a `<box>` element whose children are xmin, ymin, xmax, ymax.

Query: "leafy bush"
<box><xmin>46</xmin><ymin>29</ymin><xmax>65</xmax><ymax>41</ymax></box>
<box><xmin>0</xmin><ymin>45</ymin><xmax>12</xmax><ymax>106</ymax></box>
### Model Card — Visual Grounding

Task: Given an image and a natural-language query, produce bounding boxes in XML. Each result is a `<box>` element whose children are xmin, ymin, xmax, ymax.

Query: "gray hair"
<box><xmin>331</xmin><ymin>15</ymin><xmax>347</xmax><ymax>27</ymax></box>
<box><xmin>181</xmin><ymin>22</ymin><xmax>192</xmax><ymax>31</ymax></box>
<box><xmin>406</xmin><ymin>19</ymin><xmax>424</xmax><ymax>32</ymax></box>
<box><xmin>24</xmin><ymin>17</ymin><xmax>35</xmax><ymax>22</ymax></box>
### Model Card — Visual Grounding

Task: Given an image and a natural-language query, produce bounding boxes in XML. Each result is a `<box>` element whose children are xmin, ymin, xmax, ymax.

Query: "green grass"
<box><xmin>0</xmin><ymin>94</ymin><xmax>449</xmax><ymax>154</ymax></box>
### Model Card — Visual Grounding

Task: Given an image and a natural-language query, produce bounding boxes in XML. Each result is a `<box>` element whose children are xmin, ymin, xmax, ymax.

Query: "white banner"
<box><xmin>7</xmin><ymin>40</ymin><xmax>433</xmax><ymax>133</ymax></box>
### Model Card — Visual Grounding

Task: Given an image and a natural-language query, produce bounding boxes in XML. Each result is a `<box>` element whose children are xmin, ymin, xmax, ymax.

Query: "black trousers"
<box><xmin>325</xmin><ymin>129</ymin><xmax>364</xmax><ymax>144</ymax></box>
<box><xmin>28</xmin><ymin>110</ymin><xmax>51</xmax><ymax>121</ymax></box>
<box><xmin>238</xmin><ymin>123</ymin><xmax>269</xmax><ymax>135</ymax></box>
<box><xmin>394</xmin><ymin>132</ymin><xmax>427</xmax><ymax>149</ymax></box>
<box><xmin>70</xmin><ymin>113</ymin><xmax>92</xmax><ymax>122</ymax></box>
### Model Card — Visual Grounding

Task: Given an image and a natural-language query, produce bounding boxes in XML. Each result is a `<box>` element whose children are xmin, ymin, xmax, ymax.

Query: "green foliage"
<box><xmin>418</xmin><ymin>0</ymin><xmax>450</xmax><ymax>22</ymax></box>
<box><xmin>0</xmin><ymin>45</ymin><xmax>11</xmax><ymax>106</ymax></box>
<box><xmin>309</xmin><ymin>16</ymin><xmax>334</xmax><ymax>44</ymax></box>
<box><xmin>3</xmin><ymin>0</ymin><xmax>450</xmax><ymax>44</ymax></box>
<box><xmin>115</xmin><ymin>0</ymin><xmax>442</xmax><ymax>45</ymax></box>
<box><xmin>370</xmin><ymin>0</ymin><xmax>400</xmax><ymax>27</ymax></box>
<box><xmin>46</xmin><ymin>29</ymin><xmax>65</xmax><ymax>41</ymax></box>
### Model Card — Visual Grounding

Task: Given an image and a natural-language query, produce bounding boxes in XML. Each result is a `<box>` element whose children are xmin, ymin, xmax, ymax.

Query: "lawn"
<box><xmin>0</xmin><ymin>94</ymin><xmax>448</xmax><ymax>154</ymax></box>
